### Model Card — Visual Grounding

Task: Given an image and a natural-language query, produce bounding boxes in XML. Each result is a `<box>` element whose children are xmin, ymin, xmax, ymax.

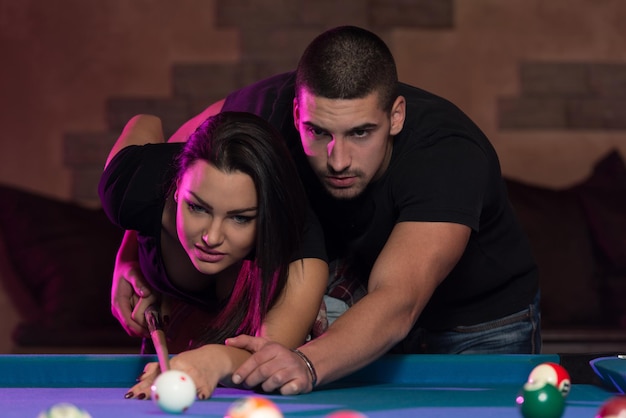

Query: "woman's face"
<box><xmin>176</xmin><ymin>160</ymin><xmax>258</xmax><ymax>275</ymax></box>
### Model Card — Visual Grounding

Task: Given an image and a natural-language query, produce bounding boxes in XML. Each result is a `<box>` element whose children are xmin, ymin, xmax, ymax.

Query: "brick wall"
<box><xmin>60</xmin><ymin>1</ymin><xmax>626</xmax><ymax>203</ymax></box>
<box><xmin>499</xmin><ymin>62</ymin><xmax>626</xmax><ymax>130</ymax></box>
<box><xmin>62</xmin><ymin>0</ymin><xmax>454</xmax><ymax>202</ymax></box>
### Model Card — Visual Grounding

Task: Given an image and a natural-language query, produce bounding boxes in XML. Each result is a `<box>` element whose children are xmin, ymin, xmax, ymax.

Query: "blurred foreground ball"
<box><xmin>37</xmin><ymin>403</ymin><xmax>92</xmax><ymax>418</ymax></box>
<box><xmin>224</xmin><ymin>396</ymin><xmax>283</xmax><ymax>418</ymax></box>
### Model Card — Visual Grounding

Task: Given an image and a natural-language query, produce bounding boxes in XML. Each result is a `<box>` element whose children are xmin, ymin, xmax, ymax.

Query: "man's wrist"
<box><xmin>291</xmin><ymin>348</ymin><xmax>317</xmax><ymax>388</ymax></box>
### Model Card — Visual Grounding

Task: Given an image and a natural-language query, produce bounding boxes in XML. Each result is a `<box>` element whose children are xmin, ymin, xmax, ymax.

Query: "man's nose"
<box><xmin>327</xmin><ymin>137</ymin><xmax>351</xmax><ymax>173</ymax></box>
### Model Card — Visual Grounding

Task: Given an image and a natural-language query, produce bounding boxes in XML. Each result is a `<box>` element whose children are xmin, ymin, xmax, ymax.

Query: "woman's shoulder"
<box><xmin>99</xmin><ymin>143</ymin><xmax>182</xmax><ymax>231</ymax></box>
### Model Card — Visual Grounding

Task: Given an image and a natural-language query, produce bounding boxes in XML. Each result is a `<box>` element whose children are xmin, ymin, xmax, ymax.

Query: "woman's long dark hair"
<box><xmin>174</xmin><ymin>111</ymin><xmax>307</xmax><ymax>346</ymax></box>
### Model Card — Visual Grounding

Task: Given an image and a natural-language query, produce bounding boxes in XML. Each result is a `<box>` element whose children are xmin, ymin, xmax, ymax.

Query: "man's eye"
<box><xmin>352</xmin><ymin>129</ymin><xmax>368</xmax><ymax>138</ymax></box>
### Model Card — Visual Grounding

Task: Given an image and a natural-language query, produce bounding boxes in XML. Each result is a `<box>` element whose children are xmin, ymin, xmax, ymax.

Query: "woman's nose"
<box><xmin>202</xmin><ymin>219</ymin><xmax>224</xmax><ymax>246</ymax></box>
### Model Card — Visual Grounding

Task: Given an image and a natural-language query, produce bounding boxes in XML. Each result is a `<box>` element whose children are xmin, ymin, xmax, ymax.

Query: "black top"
<box><xmin>222</xmin><ymin>72</ymin><xmax>539</xmax><ymax>330</ymax></box>
<box><xmin>98</xmin><ymin>142</ymin><xmax>327</xmax><ymax>309</ymax></box>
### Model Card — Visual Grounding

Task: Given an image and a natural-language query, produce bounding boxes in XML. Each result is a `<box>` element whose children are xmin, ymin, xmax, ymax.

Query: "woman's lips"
<box><xmin>194</xmin><ymin>246</ymin><xmax>226</xmax><ymax>263</ymax></box>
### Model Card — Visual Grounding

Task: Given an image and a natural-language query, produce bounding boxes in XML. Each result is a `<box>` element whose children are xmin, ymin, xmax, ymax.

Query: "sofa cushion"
<box><xmin>575</xmin><ymin>150</ymin><xmax>626</xmax><ymax>327</ymax></box>
<box><xmin>506</xmin><ymin>179</ymin><xmax>603</xmax><ymax>328</ymax></box>
<box><xmin>0</xmin><ymin>184</ymin><xmax>137</xmax><ymax>348</ymax></box>
<box><xmin>576</xmin><ymin>150</ymin><xmax>626</xmax><ymax>274</ymax></box>
<box><xmin>506</xmin><ymin>149</ymin><xmax>626</xmax><ymax>330</ymax></box>
<box><xmin>0</xmin><ymin>230</ymin><xmax>27</xmax><ymax>352</ymax></box>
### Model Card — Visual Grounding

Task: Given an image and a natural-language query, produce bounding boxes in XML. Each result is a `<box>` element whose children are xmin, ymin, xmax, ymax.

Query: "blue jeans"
<box><xmin>393</xmin><ymin>292</ymin><xmax>542</xmax><ymax>354</ymax></box>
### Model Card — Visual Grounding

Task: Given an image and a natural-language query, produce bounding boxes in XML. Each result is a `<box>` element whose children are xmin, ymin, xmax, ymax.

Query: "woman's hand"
<box><xmin>124</xmin><ymin>344</ymin><xmax>251</xmax><ymax>401</ymax></box>
<box><xmin>111</xmin><ymin>230</ymin><xmax>156</xmax><ymax>338</ymax></box>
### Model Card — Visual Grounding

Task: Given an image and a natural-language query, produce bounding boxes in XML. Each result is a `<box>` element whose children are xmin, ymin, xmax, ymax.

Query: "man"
<box><xmin>113</xmin><ymin>26</ymin><xmax>540</xmax><ymax>396</ymax></box>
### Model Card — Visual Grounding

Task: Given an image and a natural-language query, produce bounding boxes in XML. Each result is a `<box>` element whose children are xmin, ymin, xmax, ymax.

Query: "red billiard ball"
<box><xmin>596</xmin><ymin>395</ymin><xmax>626</xmax><ymax>418</ymax></box>
<box><xmin>528</xmin><ymin>362</ymin><xmax>571</xmax><ymax>397</ymax></box>
<box><xmin>517</xmin><ymin>380</ymin><xmax>566</xmax><ymax>418</ymax></box>
<box><xmin>225</xmin><ymin>396</ymin><xmax>283</xmax><ymax>418</ymax></box>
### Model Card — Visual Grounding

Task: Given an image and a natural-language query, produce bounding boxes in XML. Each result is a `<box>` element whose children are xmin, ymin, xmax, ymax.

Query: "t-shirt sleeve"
<box><xmin>394</xmin><ymin>137</ymin><xmax>489</xmax><ymax>232</ymax></box>
<box><xmin>292</xmin><ymin>204</ymin><xmax>328</xmax><ymax>263</ymax></box>
<box><xmin>98</xmin><ymin>143</ymin><xmax>183</xmax><ymax>233</ymax></box>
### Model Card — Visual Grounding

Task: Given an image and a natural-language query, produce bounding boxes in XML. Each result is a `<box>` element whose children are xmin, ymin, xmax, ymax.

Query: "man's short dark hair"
<box><xmin>296</xmin><ymin>26</ymin><xmax>399</xmax><ymax>112</ymax></box>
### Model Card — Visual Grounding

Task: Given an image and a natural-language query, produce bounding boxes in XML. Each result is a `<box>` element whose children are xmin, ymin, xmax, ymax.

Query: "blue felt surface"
<box><xmin>0</xmin><ymin>383</ymin><xmax>614</xmax><ymax>418</ymax></box>
<box><xmin>0</xmin><ymin>354</ymin><xmax>619</xmax><ymax>418</ymax></box>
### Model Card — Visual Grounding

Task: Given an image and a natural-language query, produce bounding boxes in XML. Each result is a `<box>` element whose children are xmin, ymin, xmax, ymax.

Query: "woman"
<box><xmin>98</xmin><ymin>111</ymin><xmax>328</xmax><ymax>399</ymax></box>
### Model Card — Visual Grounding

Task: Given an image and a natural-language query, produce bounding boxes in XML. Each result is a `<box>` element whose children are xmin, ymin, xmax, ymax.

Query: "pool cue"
<box><xmin>145</xmin><ymin>303</ymin><xmax>170</xmax><ymax>372</ymax></box>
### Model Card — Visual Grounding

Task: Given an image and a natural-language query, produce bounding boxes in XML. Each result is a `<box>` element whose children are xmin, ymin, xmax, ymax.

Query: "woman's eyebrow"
<box><xmin>188</xmin><ymin>191</ymin><xmax>257</xmax><ymax>215</ymax></box>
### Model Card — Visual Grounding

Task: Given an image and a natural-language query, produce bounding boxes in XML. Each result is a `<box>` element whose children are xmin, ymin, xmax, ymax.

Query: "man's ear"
<box><xmin>293</xmin><ymin>97</ymin><xmax>300</xmax><ymax>129</ymax></box>
<box><xmin>389</xmin><ymin>96</ymin><xmax>406</xmax><ymax>136</ymax></box>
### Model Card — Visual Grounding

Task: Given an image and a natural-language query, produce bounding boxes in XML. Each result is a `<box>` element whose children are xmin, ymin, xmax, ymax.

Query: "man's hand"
<box><xmin>226</xmin><ymin>335</ymin><xmax>314</xmax><ymax>395</ymax></box>
<box><xmin>111</xmin><ymin>258</ymin><xmax>155</xmax><ymax>338</ymax></box>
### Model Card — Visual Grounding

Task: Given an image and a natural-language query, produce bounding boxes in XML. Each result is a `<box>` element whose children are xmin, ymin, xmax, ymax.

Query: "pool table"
<box><xmin>0</xmin><ymin>353</ymin><xmax>623</xmax><ymax>417</ymax></box>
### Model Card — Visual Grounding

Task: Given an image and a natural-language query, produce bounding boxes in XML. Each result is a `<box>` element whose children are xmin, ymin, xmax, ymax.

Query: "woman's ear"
<box><xmin>174</xmin><ymin>179</ymin><xmax>180</xmax><ymax>202</ymax></box>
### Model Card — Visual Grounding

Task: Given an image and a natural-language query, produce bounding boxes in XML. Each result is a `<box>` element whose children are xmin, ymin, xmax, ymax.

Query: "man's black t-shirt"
<box><xmin>222</xmin><ymin>72</ymin><xmax>539</xmax><ymax>330</ymax></box>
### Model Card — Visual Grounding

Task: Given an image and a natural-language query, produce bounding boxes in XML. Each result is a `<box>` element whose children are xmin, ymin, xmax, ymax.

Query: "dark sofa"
<box><xmin>0</xmin><ymin>150</ymin><xmax>624</xmax><ymax>353</ymax></box>
<box><xmin>506</xmin><ymin>150</ymin><xmax>626</xmax><ymax>353</ymax></box>
<box><xmin>0</xmin><ymin>186</ymin><xmax>139</xmax><ymax>353</ymax></box>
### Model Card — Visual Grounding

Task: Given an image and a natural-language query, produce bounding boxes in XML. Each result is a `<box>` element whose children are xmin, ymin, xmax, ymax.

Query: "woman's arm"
<box><xmin>260</xmin><ymin>258</ymin><xmax>328</xmax><ymax>347</ymax></box>
<box><xmin>126</xmin><ymin>257</ymin><xmax>328</xmax><ymax>400</ymax></box>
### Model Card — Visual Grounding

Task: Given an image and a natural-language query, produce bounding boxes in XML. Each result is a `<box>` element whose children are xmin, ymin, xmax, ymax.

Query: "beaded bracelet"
<box><xmin>291</xmin><ymin>348</ymin><xmax>317</xmax><ymax>388</ymax></box>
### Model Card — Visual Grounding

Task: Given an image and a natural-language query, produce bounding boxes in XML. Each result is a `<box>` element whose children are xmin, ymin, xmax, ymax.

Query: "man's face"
<box><xmin>294</xmin><ymin>88</ymin><xmax>405</xmax><ymax>200</ymax></box>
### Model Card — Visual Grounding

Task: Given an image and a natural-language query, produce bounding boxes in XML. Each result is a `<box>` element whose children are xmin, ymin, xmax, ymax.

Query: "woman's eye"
<box><xmin>232</xmin><ymin>215</ymin><xmax>254</xmax><ymax>225</ymax></box>
<box><xmin>187</xmin><ymin>202</ymin><xmax>206</xmax><ymax>213</ymax></box>
<box><xmin>307</xmin><ymin>127</ymin><xmax>327</xmax><ymax>138</ymax></box>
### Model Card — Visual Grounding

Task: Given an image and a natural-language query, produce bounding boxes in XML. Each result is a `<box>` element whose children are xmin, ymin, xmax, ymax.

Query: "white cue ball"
<box><xmin>37</xmin><ymin>403</ymin><xmax>92</xmax><ymax>418</ymax></box>
<box><xmin>151</xmin><ymin>370</ymin><xmax>197</xmax><ymax>414</ymax></box>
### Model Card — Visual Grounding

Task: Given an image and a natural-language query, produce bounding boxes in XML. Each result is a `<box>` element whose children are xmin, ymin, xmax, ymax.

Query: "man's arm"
<box><xmin>228</xmin><ymin>220</ymin><xmax>470</xmax><ymax>393</ymax></box>
<box><xmin>167</xmin><ymin>99</ymin><xmax>225</xmax><ymax>142</ymax></box>
<box><xmin>104</xmin><ymin>114</ymin><xmax>164</xmax><ymax>168</ymax></box>
<box><xmin>109</xmin><ymin>100</ymin><xmax>224</xmax><ymax>335</ymax></box>
<box><xmin>111</xmin><ymin>229</ymin><xmax>157</xmax><ymax>337</ymax></box>
<box><xmin>303</xmin><ymin>221</ymin><xmax>470</xmax><ymax>384</ymax></box>
<box><xmin>105</xmin><ymin>114</ymin><xmax>165</xmax><ymax>336</ymax></box>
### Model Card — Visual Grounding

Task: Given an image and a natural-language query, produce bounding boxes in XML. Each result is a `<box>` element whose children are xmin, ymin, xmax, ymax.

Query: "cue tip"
<box><xmin>144</xmin><ymin>304</ymin><xmax>163</xmax><ymax>334</ymax></box>
<box><xmin>144</xmin><ymin>303</ymin><xmax>170</xmax><ymax>372</ymax></box>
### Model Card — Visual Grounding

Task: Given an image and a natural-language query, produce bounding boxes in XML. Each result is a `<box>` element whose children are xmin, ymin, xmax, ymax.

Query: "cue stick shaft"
<box><xmin>145</xmin><ymin>303</ymin><xmax>170</xmax><ymax>372</ymax></box>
